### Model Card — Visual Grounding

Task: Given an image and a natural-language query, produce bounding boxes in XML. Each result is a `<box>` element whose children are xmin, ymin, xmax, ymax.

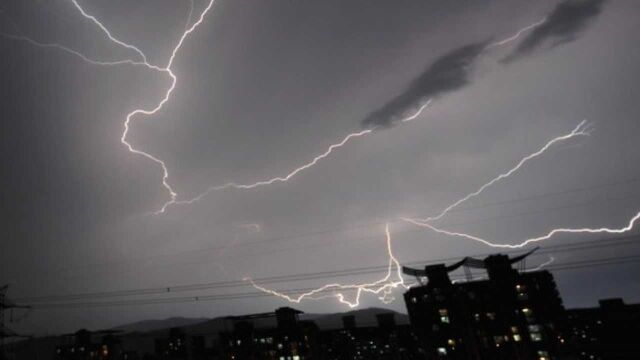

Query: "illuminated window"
<box><xmin>513</xmin><ymin>334</ymin><xmax>522</xmax><ymax>342</ymax></box>
<box><xmin>437</xmin><ymin>347</ymin><xmax>447</xmax><ymax>356</ymax></box>
<box><xmin>447</xmin><ymin>339</ymin><xmax>456</xmax><ymax>346</ymax></box>
<box><xmin>528</xmin><ymin>324</ymin><xmax>541</xmax><ymax>332</ymax></box>
<box><xmin>439</xmin><ymin>309</ymin><xmax>450</xmax><ymax>323</ymax></box>
<box><xmin>486</xmin><ymin>312</ymin><xmax>496</xmax><ymax>320</ymax></box>
<box><xmin>522</xmin><ymin>308</ymin><xmax>533</xmax><ymax>317</ymax></box>
<box><xmin>537</xmin><ymin>350</ymin><xmax>549</xmax><ymax>360</ymax></box>
<box><xmin>530</xmin><ymin>332</ymin><xmax>543</xmax><ymax>342</ymax></box>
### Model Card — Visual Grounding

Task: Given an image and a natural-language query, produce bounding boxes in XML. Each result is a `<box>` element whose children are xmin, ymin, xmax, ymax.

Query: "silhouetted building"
<box><xmin>565</xmin><ymin>298</ymin><xmax>640</xmax><ymax>360</ymax></box>
<box><xmin>155</xmin><ymin>328</ymin><xmax>188</xmax><ymax>359</ymax></box>
<box><xmin>54</xmin><ymin>329</ymin><xmax>124</xmax><ymax>359</ymax></box>
<box><xmin>219</xmin><ymin>307</ymin><xmax>320</xmax><ymax>360</ymax></box>
<box><xmin>403</xmin><ymin>249</ymin><xmax>566</xmax><ymax>360</ymax></box>
<box><xmin>319</xmin><ymin>313</ymin><xmax>424</xmax><ymax>360</ymax></box>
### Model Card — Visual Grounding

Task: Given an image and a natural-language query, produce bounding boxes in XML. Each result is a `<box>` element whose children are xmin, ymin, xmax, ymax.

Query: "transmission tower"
<box><xmin>0</xmin><ymin>285</ymin><xmax>30</xmax><ymax>360</ymax></box>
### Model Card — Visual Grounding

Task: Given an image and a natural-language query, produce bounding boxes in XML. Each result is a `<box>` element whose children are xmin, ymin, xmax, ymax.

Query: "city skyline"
<box><xmin>1</xmin><ymin>0</ymin><xmax>640</xmax><ymax>338</ymax></box>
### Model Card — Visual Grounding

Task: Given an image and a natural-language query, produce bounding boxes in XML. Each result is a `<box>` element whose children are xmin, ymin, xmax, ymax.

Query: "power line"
<box><xmin>26</xmin><ymin>254</ymin><xmax>640</xmax><ymax>310</ymax></box>
<box><xmin>14</xmin><ymin>188</ymin><xmax>640</xmax><ymax>288</ymax></box>
<box><xmin>16</xmin><ymin>234</ymin><xmax>640</xmax><ymax>304</ymax></box>
<box><xmin>16</xmin><ymin>178</ymin><xmax>640</xmax><ymax>279</ymax></box>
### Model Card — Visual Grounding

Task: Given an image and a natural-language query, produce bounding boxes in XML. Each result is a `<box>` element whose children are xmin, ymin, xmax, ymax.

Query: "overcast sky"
<box><xmin>2</xmin><ymin>0</ymin><xmax>640</xmax><ymax>335</ymax></box>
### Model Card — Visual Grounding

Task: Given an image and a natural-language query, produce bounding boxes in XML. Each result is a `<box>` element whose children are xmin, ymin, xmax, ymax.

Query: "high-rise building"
<box><xmin>403</xmin><ymin>250</ymin><xmax>566</xmax><ymax>360</ymax></box>
<box><xmin>319</xmin><ymin>313</ymin><xmax>424</xmax><ymax>360</ymax></box>
<box><xmin>219</xmin><ymin>307</ymin><xmax>321</xmax><ymax>360</ymax></box>
<box><xmin>565</xmin><ymin>298</ymin><xmax>640</xmax><ymax>359</ymax></box>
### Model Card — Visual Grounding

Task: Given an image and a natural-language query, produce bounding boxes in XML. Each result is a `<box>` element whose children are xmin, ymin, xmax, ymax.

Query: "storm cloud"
<box><xmin>361</xmin><ymin>42</ymin><xmax>487</xmax><ymax>129</ymax></box>
<box><xmin>503</xmin><ymin>0</ymin><xmax>606</xmax><ymax>63</ymax></box>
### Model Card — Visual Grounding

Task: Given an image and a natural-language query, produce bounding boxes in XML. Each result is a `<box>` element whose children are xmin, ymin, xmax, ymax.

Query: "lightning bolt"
<box><xmin>486</xmin><ymin>16</ymin><xmax>548</xmax><ymax>48</ymax></box>
<box><xmin>64</xmin><ymin>0</ymin><xmax>218</xmax><ymax>215</ymax></box>
<box><xmin>404</xmin><ymin>212</ymin><xmax>640</xmax><ymax>249</ymax></box>
<box><xmin>399</xmin><ymin>121</ymin><xmax>640</xmax><ymax>249</ymax></box>
<box><xmin>164</xmin><ymin>100</ymin><xmax>435</xmax><ymax>211</ymax></box>
<box><xmin>242</xmin><ymin>18</ymin><xmax>566</xmax><ymax>308</ymax></box>
<box><xmin>5</xmin><ymin>6</ymin><xmax>547</xmax><ymax>215</ymax></box>
<box><xmin>526</xmin><ymin>256</ymin><xmax>555</xmax><ymax>272</ymax></box>
<box><xmin>246</xmin><ymin>224</ymin><xmax>408</xmax><ymax>308</ymax></box>
<box><xmin>9</xmin><ymin>7</ymin><xmax>593</xmax><ymax>307</ymax></box>
<box><xmin>36</xmin><ymin>0</ymin><xmax>435</xmax><ymax>215</ymax></box>
<box><xmin>411</xmin><ymin>120</ymin><xmax>592</xmax><ymax>223</ymax></box>
<box><xmin>0</xmin><ymin>32</ymin><xmax>152</xmax><ymax>67</ymax></box>
<box><xmin>161</xmin><ymin>16</ymin><xmax>549</xmax><ymax>212</ymax></box>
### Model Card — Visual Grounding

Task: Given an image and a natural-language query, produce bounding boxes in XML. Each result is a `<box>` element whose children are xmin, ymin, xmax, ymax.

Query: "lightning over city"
<box><xmin>246</xmin><ymin>224</ymin><xmax>409</xmax><ymax>308</ymax></box>
<box><xmin>2</xmin><ymin>2</ymin><xmax>550</xmax><ymax>215</ymax></box>
<box><xmin>2</xmin><ymin>1</ymin><xmax>639</xmax><ymax>357</ymax></box>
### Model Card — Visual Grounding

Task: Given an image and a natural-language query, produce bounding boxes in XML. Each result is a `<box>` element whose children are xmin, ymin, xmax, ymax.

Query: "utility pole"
<box><xmin>0</xmin><ymin>285</ymin><xmax>30</xmax><ymax>360</ymax></box>
<box><xmin>1</xmin><ymin>285</ymin><xmax>7</xmax><ymax>360</ymax></box>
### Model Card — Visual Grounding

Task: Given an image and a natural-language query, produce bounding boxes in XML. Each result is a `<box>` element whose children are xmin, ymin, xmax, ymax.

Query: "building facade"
<box><xmin>219</xmin><ymin>307</ymin><xmax>320</xmax><ymax>360</ymax></box>
<box><xmin>403</xmin><ymin>251</ymin><xmax>566</xmax><ymax>360</ymax></box>
<box><xmin>565</xmin><ymin>298</ymin><xmax>640</xmax><ymax>359</ymax></box>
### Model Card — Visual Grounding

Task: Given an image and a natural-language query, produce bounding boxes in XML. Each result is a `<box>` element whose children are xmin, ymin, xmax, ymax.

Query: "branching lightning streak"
<box><xmin>11</xmin><ymin>7</ymin><xmax>545</xmax><ymax>215</ymax></box>
<box><xmin>69</xmin><ymin>0</ymin><xmax>149</xmax><ymax>64</ymax></box>
<box><xmin>0</xmin><ymin>32</ymin><xmax>150</xmax><ymax>68</ymax></box>
<box><xmin>526</xmin><ymin>256</ymin><xmax>555</xmax><ymax>272</ymax></box>
<box><xmin>404</xmin><ymin>212</ymin><xmax>640</xmax><ymax>249</ymax></box>
<box><xmin>246</xmin><ymin>224</ymin><xmax>408</xmax><ymax>308</ymax></box>
<box><xmin>67</xmin><ymin>0</ymin><xmax>217</xmax><ymax>214</ymax></box>
<box><xmin>161</xmin><ymin>16</ymin><xmax>545</xmax><ymax>212</ymax></box>
<box><xmin>412</xmin><ymin>120</ymin><xmax>592</xmax><ymax>223</ymax></box>
<box><xmin>245</xmin><ymin>18</ymin><xmax>561</xmax><ymax>308</ymax></box>
<box><xmin>167</xmin><ymin>100</ymin><xmax>435</xmax><ymax>211</ymax></box>
<box><xmin>185</xmin><ymin>0</ymin><xmax>195</xmax><ymax>32</ymax></box>
<box><xmin>486</xmin><ymin>16</ymin><xmax>548</xmax><ymax>48</ymax></box>
<box><xmin>398</xmin><ymin>121</ymin><xmax>640</xmax><ymax>249</ymax></box>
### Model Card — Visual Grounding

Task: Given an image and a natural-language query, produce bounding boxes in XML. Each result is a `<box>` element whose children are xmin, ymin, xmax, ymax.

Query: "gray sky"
<box><xmin>1</xmin><ymin>0</ymin><xmax>640</xmax><ymax>335</ymax></box>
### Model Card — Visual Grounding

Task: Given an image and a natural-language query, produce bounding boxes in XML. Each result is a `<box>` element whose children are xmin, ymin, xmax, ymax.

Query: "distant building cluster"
<box><xmin>4</xmin><ymin>251</ymin><xmax>640</xmax><ymax>360</ymax></box>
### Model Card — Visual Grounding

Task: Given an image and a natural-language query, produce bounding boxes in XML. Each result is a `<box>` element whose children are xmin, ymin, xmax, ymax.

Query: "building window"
<box><xmin>530</xmin><ymin>332</ymin><xmax>543</xmax><ymax>342</ymax></box>
<box><xmin>537</xmin><ymin>350</ymin><xmax>549</xmax><ymax>360</ymax></box>
<box><xmin>513</xmin><ymin>334</ymin><xmax>522</xmax><ymax>342</ymax></box>
<box><xmin>439</xmin><ymin>309</ymin><xmax>450</xmax><ymax>323</ymax></box>
<box><xmin>522</xmin><ymin>308</ymin><xmax>533</xmax><ymax>317</ymax></box>
<box><xmin>437</xmin><ymin>347</ymin><xmax>447</xmax><ymax>356</ymax></box>
<box><xmin>486</xmin><ymin>312</ymin><xmax>496</xmax><ymax>321</ymax></box>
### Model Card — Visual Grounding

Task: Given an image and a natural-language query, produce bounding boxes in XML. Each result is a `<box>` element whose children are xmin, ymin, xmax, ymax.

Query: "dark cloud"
<box><xmin>361</xmin><ymin>42</ymin><xmax>487</xmax><ymax>129</ymax></box>
<box><xmin>503</xmin><ymin>0</ymin><xmax>606</xmax><ymax>63</ymax></box>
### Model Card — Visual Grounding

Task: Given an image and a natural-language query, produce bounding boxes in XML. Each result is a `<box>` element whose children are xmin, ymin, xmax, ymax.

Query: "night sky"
<box><xmin>2</xmin><ymin>0</ymin><xmax>640</xmax><ymax>335</ymax></box>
